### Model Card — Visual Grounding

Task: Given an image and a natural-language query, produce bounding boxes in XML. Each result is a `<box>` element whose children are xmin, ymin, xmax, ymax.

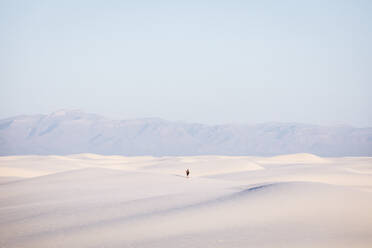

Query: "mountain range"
<box><xmin>0</xmin><ymin>109</ymin><xmax>371</xmax><ymax>156</ymax></box>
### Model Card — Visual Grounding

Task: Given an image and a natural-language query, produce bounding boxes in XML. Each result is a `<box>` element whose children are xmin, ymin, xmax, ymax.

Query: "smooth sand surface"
<box><xmin>0</xmin><ymin>154</ymin><xmax>372</xmax><ymax>247</ymax></box>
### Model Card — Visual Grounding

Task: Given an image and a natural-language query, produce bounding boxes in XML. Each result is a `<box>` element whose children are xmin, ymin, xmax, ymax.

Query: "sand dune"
<box><xmin>0</xmin><ymin>154</ymin><xmax>371</xmax><ymax>247</ymax></box>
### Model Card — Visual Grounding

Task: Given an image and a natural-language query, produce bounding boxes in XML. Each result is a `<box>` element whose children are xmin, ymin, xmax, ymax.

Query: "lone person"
<box><xmin>185</xmin><ymin>168</ymin><xmax>190</xmax><ymax>177</ymax></box>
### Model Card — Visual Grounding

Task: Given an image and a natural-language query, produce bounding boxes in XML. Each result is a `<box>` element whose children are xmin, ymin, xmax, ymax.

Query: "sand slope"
<box><xmin>0</xmin><ymin>154</ymin><xmax>372</xmax><ymax>247</ymax></box>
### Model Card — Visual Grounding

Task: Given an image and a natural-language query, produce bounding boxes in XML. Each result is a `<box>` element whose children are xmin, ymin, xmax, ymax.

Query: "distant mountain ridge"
<box><xmin>0</xmin><ymin>110</ymin><xmax>371</xmax><ymax>156</ymax></box>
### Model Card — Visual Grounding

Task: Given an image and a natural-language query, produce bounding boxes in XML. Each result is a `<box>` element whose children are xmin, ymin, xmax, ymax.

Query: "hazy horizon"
<box><xmin>2</xmin><ymin>108</ymin><xmax>372</xmax><ymax>128</ymax></box>
<box><xmin>1</xmin><ymin>0</ymin><xmax>371</xmax><ymax>127</ymax></box>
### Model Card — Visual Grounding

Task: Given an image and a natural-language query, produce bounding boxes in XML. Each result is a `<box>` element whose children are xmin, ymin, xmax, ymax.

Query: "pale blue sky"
<box><xmin>1</xmin><ymin>0</ymin><xmax>371</xmax><ymax>126</ymax></box>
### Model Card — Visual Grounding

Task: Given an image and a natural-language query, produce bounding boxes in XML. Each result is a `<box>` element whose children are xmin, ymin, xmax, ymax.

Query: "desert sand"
<box><xmin>0</xmin><ymin>154</ymin><xmax>372</xmax><ymax>247</ymax></box>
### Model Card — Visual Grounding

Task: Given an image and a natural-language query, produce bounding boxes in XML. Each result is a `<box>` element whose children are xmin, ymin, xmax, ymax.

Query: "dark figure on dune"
<box><xmin>185</xmin><ymin>168</ymin><xmax>190</xmax><ymax>177</ymax></box>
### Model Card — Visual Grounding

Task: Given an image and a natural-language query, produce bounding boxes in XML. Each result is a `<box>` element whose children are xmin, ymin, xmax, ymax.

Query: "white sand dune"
<box><xmin>0</xmin><ymin>154</ymin><xmax>372</xmax><ymax>247</ymax></box>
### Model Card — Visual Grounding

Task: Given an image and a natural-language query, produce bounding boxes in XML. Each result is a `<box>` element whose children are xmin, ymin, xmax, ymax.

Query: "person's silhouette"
<box><xmin>185</xmin><ymin>168</ymin><xmax>190</xmax><ymax>177</ymax></box>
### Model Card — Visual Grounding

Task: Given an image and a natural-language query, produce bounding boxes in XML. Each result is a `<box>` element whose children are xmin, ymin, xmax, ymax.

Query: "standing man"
<box><xmin>185</xmin><ymin>168</ymin><xmax>190</xmax><ymax>177</ymax></box>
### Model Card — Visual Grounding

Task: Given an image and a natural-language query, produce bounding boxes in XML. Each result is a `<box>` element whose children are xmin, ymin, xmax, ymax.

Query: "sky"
<box><xmin>1</xmin><ymin>0</ymin><xmax>371</xmax><ymax>126</ymax></box>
